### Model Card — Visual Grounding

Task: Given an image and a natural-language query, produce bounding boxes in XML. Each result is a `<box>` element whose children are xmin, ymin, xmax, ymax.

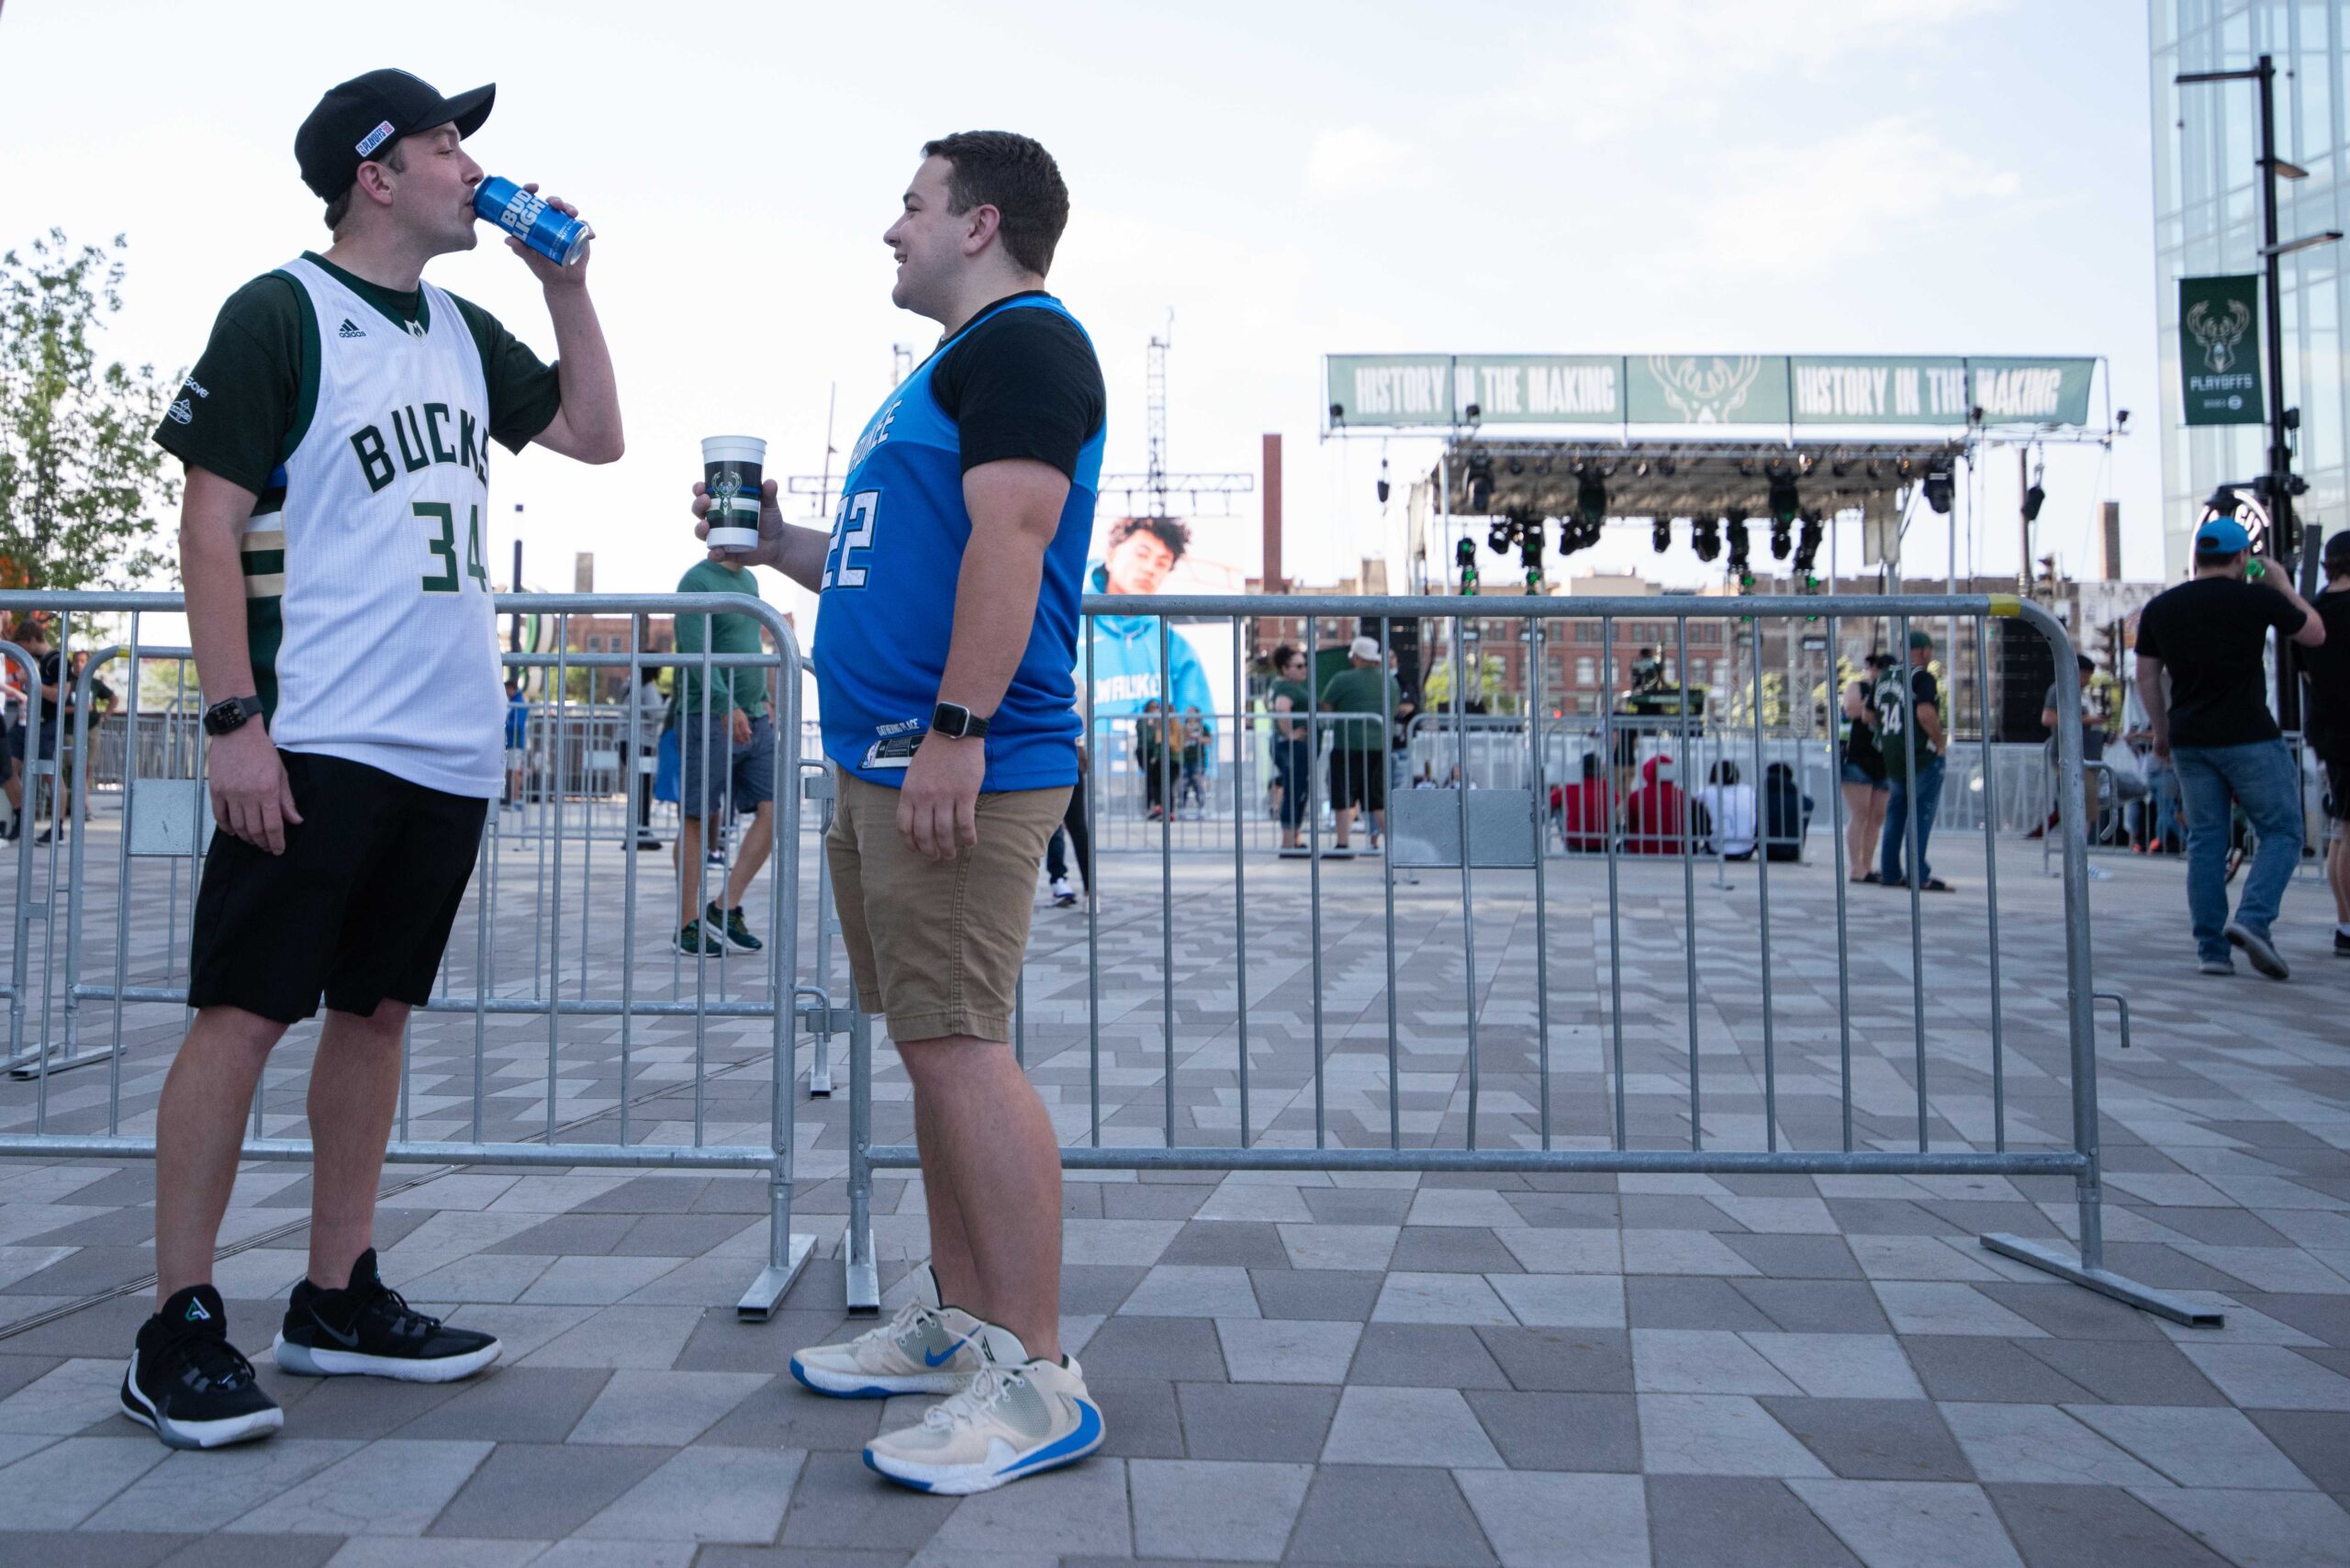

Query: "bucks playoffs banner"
<box><xmin>2178</xmin><ymin>275</ymin><xmax>2265</xmax><ymax>427</ymax></box>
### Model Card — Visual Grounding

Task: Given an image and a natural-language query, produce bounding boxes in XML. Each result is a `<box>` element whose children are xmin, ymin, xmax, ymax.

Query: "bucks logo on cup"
<box><xmin>701</xmin><ymin>435</ymin><xmax>766</xmax><ymax>551</ymax></box>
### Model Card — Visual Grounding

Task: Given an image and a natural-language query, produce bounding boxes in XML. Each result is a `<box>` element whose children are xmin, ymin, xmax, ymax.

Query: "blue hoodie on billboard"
<box><xmin>1081</xmin><ymin>560</ymin><xmax>1215</xmax><ymax>727</ymax></box>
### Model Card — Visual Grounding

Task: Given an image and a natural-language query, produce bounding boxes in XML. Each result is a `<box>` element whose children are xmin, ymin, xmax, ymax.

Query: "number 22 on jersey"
<box><xmin>821</xmin><ymin>490</ymin><xmax>879</xmax><ymax>590</ymax></box>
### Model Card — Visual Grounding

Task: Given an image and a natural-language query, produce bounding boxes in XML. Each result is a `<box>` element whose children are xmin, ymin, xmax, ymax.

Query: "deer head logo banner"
<box><xmin>2186</xmin><ymin>298</ymin><xmax>2252</xmax><ymax>374</ymax></box>
<box><xmin>1647</xmin><ymin>355</ymin><xmax>1765</xmax><ymax>423</ymax></box>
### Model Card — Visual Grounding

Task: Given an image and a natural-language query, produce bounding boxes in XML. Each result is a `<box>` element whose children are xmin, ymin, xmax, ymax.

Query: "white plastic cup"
<box><xmin>701</xmin><ymin>435</ymin><xmax>767</xmax><ymax>552</ymax></box>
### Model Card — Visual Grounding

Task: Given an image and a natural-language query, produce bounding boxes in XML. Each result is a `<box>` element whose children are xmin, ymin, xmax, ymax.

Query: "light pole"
<box><xmin>2176</xmin><ymin>53</ymin><xmax>2342</xmax><ymax>725</ymax></box>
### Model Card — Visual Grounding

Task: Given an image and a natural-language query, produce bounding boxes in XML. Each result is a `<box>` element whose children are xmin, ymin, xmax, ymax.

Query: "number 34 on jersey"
<box><xmin>413</xmin><ymin>500</ymin><xmax>493</xmax><ymax>595</ymax></box>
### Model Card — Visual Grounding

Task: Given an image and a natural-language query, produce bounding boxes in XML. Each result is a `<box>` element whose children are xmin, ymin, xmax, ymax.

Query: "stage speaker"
<box><xmin>1989</xmin><ymin>618</ymin><xmax>2055</xmax><ymax>743</ymax></box>
<box><xmin>1373</xmin><ymin>616</ymin><xmax>1425</xmax><ymax>704</ymax></box>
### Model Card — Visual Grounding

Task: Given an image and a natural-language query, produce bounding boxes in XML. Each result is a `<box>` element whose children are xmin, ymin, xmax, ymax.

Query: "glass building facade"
<box><xmin>2151</xmin><ymin>1</ymin><xmax>2350</xmax><ymax>577</ymax></box>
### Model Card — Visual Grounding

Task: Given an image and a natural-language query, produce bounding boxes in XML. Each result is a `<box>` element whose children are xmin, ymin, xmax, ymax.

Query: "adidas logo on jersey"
<box><xmin>338</xmin><ymin>318</ymin><xmax>367</xmax><ymax>339</ymax></box>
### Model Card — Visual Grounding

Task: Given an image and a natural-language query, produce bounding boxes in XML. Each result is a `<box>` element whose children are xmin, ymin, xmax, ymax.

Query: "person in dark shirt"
<box><xmin>1839</xmin><ymin>662</ymin><xmax>1890</xmax><ymax>881</ymax></box>
<box><xmin>1874</xmin><ymin>630</ymin><xmax>1950</xmax><ymax>890</ymax></box>
<box><xmin>2302</xmin><ymin>530</ymin><xmax>2350</xmax><ymax>957</ymax></box>
<box><xmin>2134</xmin><ymin>514</ymin><xmax>2326</xmax><ymax>979</ymax></box>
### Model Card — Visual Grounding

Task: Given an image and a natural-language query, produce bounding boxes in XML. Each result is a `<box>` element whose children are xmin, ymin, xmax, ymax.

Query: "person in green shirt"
<box><xmin>1319</xmin><ymin>635</ymin><xmax>1403</xmax><ymax>851</ymax></box>
<box><xmin>673</xmin><ymin>557</ymin><xmax>777</xmax><ymax>954</ymax></box>
<box><xmin>1268</xmin><ymin>644</ymin><xmax>1314</xmax><ymax>850</ymax></box>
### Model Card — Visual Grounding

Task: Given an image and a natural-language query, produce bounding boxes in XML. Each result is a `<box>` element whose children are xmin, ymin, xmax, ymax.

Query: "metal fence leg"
<box><xmin>1980</xmin><ymin>601</ymin><xmax>2221</xmax><ymax>1330</ymax></box>
<box><xmin>843</xmin><ymin>1006</ymin><xmax>880</xmax><ymax>1315</ymax></box>
<box><xmin>739</xmin><ymin>1149</ymin><xmax>817</xmax><ymax>1320</ymax></box>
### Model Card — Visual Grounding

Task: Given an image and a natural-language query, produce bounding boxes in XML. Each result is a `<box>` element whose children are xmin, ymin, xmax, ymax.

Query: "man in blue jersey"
<box><xmin>692</xmin><ymin>131</ymin><xmax>1106</xmax><ymax>1495</ymax></box>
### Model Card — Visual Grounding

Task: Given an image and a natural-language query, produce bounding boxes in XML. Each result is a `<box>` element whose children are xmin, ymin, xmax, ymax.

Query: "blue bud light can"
<box><xmin>474</xmin><ymin>176</ymin><xmax>592</xmax><ymax>267</ymax></box>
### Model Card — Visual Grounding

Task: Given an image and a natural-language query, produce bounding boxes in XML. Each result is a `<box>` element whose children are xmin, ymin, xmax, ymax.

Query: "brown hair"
<box><xmin>1108</xmin><ymin>514</ymin><xmax>1189</xmax><ymax>563</ymax></box>
<box><xmin>324</xmin><ymin>139</ymin><xmax>409</xmax><ymax>232</ymax></box>
<box><xmin>920</xmin><ymin>130</ymin><xmax>1070</xmax><ymax>276</ymax></box>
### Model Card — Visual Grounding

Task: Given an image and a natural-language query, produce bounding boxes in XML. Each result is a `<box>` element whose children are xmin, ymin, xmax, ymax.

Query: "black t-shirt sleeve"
<box><xmin>450</xmin><ymin>295</ymin><xmax>563</xmax><ymax>453</ymax></box>
<box><xmin>152</xmin><ymin>274</ymin><xmax>307</xmax><ymax>494</ymax></box>
<box><xmin>2134</xmin><ymin>599</ymin><xmax>2166</xmax><ymax>662</ymax></box>
<box><xmin>1914</xmin><ymin>669</ymin><xmax>1941</xmax><ymax>711</ymax></box>
<box><xmin>2264</xmin><ymin>590</ymin><xmax>2308</xmax><ymax>639</ymax></box>
<box><xmin>930</xmin><ymin>306</ymin><xmax>1106</xmax><ymax>477</ymax></box>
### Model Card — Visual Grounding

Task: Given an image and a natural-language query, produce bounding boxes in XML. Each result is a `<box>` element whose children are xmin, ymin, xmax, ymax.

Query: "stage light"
<box><xmin>1375</xmin><ymin>454</ymin><xmax>1391</xmax><ymax>506</ymax></box>
<box><xmin>1465</xmin><ymin>452</ymin><xmax>1494</xmax><ymax>513</ymax></box>
<box><xmin>1830</xmin><ymin>459</ymin><xmax>1851</xmax><ymax>478</ymax></box>
<box><xmin>1766</xmin><ymin>465</ymin><xmax>1797</xmax><ymax>560</ymax></box>
<box><xmin>1657</xmin><ymin>457</ymin><xmax>1678</xmax><ymax>477</ymax></box>
<box><xmin>1518</xmin><ymin>519</ymin><xmax>1546</xmax><ymax>591</ymax></box>
<box><xmin>1923</xmin><ymin>458</ymin><xmax>1955</xmax><ymax>515</ymax></box>
<box><xmin>1794</xmin><ymin>510</ymin><xmax>1824</xmax><ymax>574</ymax></box>
<box><xmin>2021</xmin><ymin>481</ymin><xmax>2045</xmax><ymax>524</ymax></box>
<box><xmin>1692</xmin><ymin>518</ymin><xmax>1722</xmax><ymax>562</ymax></box>
<box><xmin>1487</xmin><ymin>520</ymin><xmax>1514</xmax><ymax>554</ymax></box>
<box><xmin>1576</xmin><ymin>465</ymin><xmax>1608</xmax><ymax>529</ymax></box>
<box><xmin>1506</xmin><ymin>456</ymin><xmax>1525</xmax><ymax>476</ymax></box>
<box><xmin>1652</xmin><ymin>518</ymin><xmax>1673</xmax><ymax>554</ymax></box>
<box><xmin>1464</xmin><ymin>402</ymin><xmax>1483</xmax><ymax>424</ymax></box>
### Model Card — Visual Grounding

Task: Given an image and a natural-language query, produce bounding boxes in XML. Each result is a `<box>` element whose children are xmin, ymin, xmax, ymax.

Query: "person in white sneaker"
<box><xmin>691</xmin><ymin>130</ymin><xmax>1106</xmax><ymax>1494</ymax></box>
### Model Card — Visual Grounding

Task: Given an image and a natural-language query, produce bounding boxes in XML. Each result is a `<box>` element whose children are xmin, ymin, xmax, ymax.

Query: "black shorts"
<box><xmin>188</xmin><ymin>752</ymin><xmax>487</xmax><ymax>1023</ymax></box>
<box><xmin>2322</xmin><ymin>748</ymin><xmax>2350</xmax><ymax>822</ymax></box>
<box><xmin>1328</xmin><ymin>747</ymin><xmax>1386</xmax><ymax>813</ymax></box>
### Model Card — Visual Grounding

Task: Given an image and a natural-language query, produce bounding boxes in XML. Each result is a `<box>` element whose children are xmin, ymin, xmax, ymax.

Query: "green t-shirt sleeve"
<box><xmin>151</xmin><ymin>273</ymin><xmax>310</xmax><ymax>494</ymax></box>
<box><xmin>449</xmin><ymin>294</ymin><xmax>562</xmax><ymax>453</ymax></box>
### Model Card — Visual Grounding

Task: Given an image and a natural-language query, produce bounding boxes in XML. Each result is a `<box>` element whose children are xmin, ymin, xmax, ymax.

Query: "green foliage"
<box><xmin>0</xmin><ymin>230</ymin><xmax>179</xmax><ymax>592</ymax></box>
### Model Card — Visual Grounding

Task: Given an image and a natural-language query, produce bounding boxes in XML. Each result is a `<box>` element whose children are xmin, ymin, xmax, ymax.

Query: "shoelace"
<box><xmin>351</xmin><ymin>1280</ymin><xmax>443</xmax><ymax>1338</ymax></box>
<box><xmin>167</xmin><ymin>1330</ymin><xmax>259</xmax><ymax>1391</ymax></box>
<box><xmin>923</xmin><ymin>1362</ymin><xmax>1021</xmax><ymax>1431</ymax></box>
<box><xmin>856</xmin><ymin>1296</ymin><xmax>933</xmax><ymax>1349</ymax></box>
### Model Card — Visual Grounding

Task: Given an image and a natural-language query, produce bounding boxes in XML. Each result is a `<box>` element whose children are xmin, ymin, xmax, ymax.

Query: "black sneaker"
<box><xmin>121</xmin><ymin>1283</ymin><xmax>283</xmax><ymax>1450</ymax></box>
<box><xmin>274</xmin><ymin>1249</ymin><xmax>500</xmax><ymax>1383</ymax></box>
<box><xmin>707</xmin><ymin>902</ymin><xmax>763</xmax><ymax>952</ymax></box>
<box><xmin>2335</xmin><ymin>929</ymin><xmax>2350</xmax><ymax>958</ymax></box>
<box><xmin>676</xmin><ymin>919</ymin><xmax>723</xmax><ymax>956</ymax></box>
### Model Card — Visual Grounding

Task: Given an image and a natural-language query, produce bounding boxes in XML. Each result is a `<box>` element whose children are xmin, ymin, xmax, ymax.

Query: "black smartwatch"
<box><xmin>930</xmin><ymin>701</ymin><xmax>990</xmax><ymax>741</ymax></box>
<box><xmin>202</xmin><ymin>695</ymin><xmax>263</xmax><ymax>737</ymax></box>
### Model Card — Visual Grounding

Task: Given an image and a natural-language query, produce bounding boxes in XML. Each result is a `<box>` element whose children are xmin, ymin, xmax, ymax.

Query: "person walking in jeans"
<box><xmin>1875</xmin><ymin>629</ymin><xmax>1951</xmax><ymax>891</ymax></box>
<box><xmin>2133</xmin><ymin>513</ymin><xmax>2327</xmax><ymax>979</ymax></box>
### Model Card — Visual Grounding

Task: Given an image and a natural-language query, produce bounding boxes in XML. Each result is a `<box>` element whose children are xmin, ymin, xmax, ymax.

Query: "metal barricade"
<box><xmin>838</xmin><ymin>591</ymin><xmax>2216</xmax><ymax>1328</ymax></box>
<box><xmin>0</xmin><ymin>591</ymin><xmax>816</xmax><ymax>1320</ymax></box>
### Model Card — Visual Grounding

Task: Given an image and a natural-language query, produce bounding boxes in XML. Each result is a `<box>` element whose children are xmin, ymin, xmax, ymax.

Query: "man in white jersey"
<box><xmin>128</xmin><ymin>69</ymin><xmax>621</xmax><ymax>1450</ymax></box>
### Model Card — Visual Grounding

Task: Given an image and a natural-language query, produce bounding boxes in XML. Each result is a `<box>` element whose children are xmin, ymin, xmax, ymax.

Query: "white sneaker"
<box><xmin>862</xmin><ymin>1322</ymin><xmax>1104</xmax><ymax>1495</ymax></box>
<box><xmin>1049</xmin><ymin>876</ymin><xmax>1075</xmax><ymax>907</ymax></box>
<box><xmin>789</xmin><ymin>1265</ymin><xmax>987</xmax><ymax>1397</ymax></box>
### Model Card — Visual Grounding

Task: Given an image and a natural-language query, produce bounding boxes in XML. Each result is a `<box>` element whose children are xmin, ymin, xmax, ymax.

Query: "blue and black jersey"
<box><xmin>811</xmin><ymin>292</ymin><xmax>1107</xmax><ymax>791</ymax></box>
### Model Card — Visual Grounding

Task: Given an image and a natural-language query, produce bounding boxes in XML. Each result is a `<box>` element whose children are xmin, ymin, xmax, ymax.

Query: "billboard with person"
<box><xmin>1080</xmin><ymin>514</ymin><xmax>1227</xmax><ymax>724</ymax></box>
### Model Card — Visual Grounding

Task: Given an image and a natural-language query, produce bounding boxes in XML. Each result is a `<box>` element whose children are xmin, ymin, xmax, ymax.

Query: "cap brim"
<box><xmin>439</xmin><ymin>83</ymin><xmax>495</xmax><ymax>140</ymax></box>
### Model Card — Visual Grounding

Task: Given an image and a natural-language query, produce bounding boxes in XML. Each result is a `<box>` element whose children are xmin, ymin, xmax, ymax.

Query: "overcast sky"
<box><xmin>0</xmin><ymin>0</ymin><xmax>2163</xmax><ymax>626</ymax></box>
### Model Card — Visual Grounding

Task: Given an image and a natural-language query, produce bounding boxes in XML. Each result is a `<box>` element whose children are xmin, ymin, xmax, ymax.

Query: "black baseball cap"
<box><xmin>296</xmin><ymin>69</ymin><xmax>494</xmax><ymax>201</ymax></box>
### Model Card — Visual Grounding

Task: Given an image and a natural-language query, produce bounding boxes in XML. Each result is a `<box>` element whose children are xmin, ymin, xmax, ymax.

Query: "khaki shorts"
<box><xmin>825</xmin><ymin>769</ymin><xmax>1069</xmax><ymax>1043</ymax></box>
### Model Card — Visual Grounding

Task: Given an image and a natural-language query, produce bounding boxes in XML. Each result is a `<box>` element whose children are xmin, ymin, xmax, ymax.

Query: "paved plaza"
<box><xmin>0</xmin><ymin>818</ymin><xmax>2345</xmax><ymax>1567</ymax></box>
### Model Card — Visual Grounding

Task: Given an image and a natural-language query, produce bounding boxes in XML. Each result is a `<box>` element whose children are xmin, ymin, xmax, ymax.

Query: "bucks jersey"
<box><xmin>812</xmin><ymin>295</ymin><xmax>1105</xmax><ymax>790</ymax></box>
<box><xmin>229</xmin><ymin>257</ymin><xmax>506</xmax><ymax>798</ymax></box>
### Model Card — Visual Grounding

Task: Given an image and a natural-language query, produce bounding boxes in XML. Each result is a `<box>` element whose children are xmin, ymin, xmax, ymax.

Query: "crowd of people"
<box><xmin>3</xmin><ymin>615</ymin><xmax>123</xmax><ymax>846</ymax></box>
